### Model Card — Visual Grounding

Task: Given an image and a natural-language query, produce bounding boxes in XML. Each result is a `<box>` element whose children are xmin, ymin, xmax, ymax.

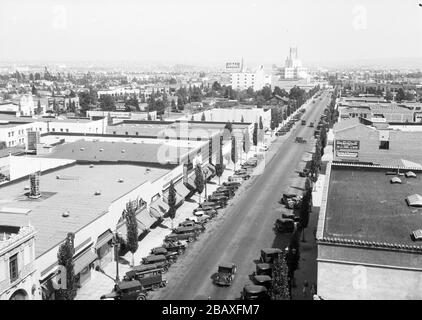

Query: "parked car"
<box><xmin>252</xmin><ymin>275</ymin><xmax>272</xmax><ymax>290</ymax></box>
<box><xmin>254</xmin><ymin>263</ymin><xmax>273</xmax><ymax>277</ymax></box>
<box><xmin>129</xmin><ymin>261</ymin><xmax>169</xmax><ymax>274</ymax></box>
<box><xmin>295</xmin><ymin>137</ymin><xmax>307</xmax><ymax>143</ymax></box>
<box><xmin>161</xmin><ymin>241</ymin><xmax>187</xmax><ymax>255</ymax></box>
<box><xmin>228</xmin><ymin>175</ymin><xmax>244</xmax><ymax>183</ymax></box>
<box><xmin>214</xmin><ymin>263</ymin><xmax>237</xmax><ymax>286</ymax></box>
<box><xmin>309</xmin><ymin>122</ymin><xmax>314</xmax><ymax>127</ymax></box>
<box><xmin>301</xmin><ymin>120</ymin><xmax>306</xmax><ymax>125</ymax></box>
<box><xmin>240</xmin><ymin>285</ymin><xmax>269</xmax><ymax>300</ymax></box>
<box><xmin>150</xmin><ymin>247</ymin><xmax>179</xmax><ymax>262</ymax></box>
<box><xmin>179</xmin><ymin>220</ymin><xmax>206</xmax><ymax>231</ymax></box>
<box><xmin>187</xmin><ymin>214</ymin><xmax>210</xmax><ymax>224</ymax></box>
<box><xmin>260</xmin><ymin>248</ymin><xmax>282</xmax><ymax>263</ymax></box>
<box><xmin>123</xmin><ymin>270</ymin><xmax>167</xmax><ymax>291</ymax></box>
<box><xmin>259</xmin><ymin>145</ymin><xmax>269</xmax><ymax>152</ymax></box>
<box><xmin>100</xmin><ymin>280</ymin><xmax>147</xmax><ymax>300</ymax></box>
<box><xmin>142</xmin><ymin>254</ymin><xmax>175</xmax><ymax>266</ymax></box>
<box><xmin>274</xmin><ymin>218</ymin><xmax>295</xmax><ymax>233</ymax></box>
<box><xmin>173</xmin><ymin>226</ymin><xmax>201</xmax><ymax>237</ymax></box>
<box><xmin>164</xmin><ymin>232</ymin><xmax>197</xmax><ymax>243</ymax></box>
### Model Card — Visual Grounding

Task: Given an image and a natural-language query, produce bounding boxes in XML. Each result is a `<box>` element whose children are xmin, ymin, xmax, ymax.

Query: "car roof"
<box><xmin>253</xmin><ymin>275</ymin><xmax>272</xmax><ymax>282</ymax></box>
<box><xmin>256</xmin><ymin>263</ymin><xmax>271</xmax><ymax>270</ymax></box>
<box><xmin>244</xmin><ymin>284</ymin><xmax>267</xmax><ymax>294</ymax></box>
<box><xmin>261</xmin><ymin>248</ymin><xmax>282</xmax><ymax>254</ymax></box>
<box><xmin>145</xmin><ymin>254</ymin><xmax>166</xmax><ymax>260</ymax></box>
<box><xmin>218</xmin><ymin>262</ymin><xmax>236</xmax><ymax>269</ymax></box>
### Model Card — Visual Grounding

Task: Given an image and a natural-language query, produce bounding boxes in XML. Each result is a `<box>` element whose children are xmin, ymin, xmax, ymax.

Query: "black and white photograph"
<box><xmin>0</xmin><ymin>0</ymin><xmax>421</xmax><ymax>310</ymax></box>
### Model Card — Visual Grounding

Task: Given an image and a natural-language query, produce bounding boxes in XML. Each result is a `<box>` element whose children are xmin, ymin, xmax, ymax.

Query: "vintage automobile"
<box><xmin>309</xmin><ymin>122</ymin><xmax>314</xmax><ymax>127</ymax></box>
<box><xmin>142</xmin><ymin>254</ymin><xmax>175</xmax><ymax>266</ymax></box>
<box><xmin>179</xmin><ymin>219</ymin><xmax>206</xmax><ymax>231</ymax></box>
<box><xmin>223</xmin><ymin>181</ymin><xmax>241</xmax><ymax>189</ymax></box>
<box><xmin>240</xmin><ymin>284</ymin><xmax>269</xmax><ymax>300</ymax></box>
<box><xmin>123</xmin><ymin>269</ymin><xmax>167</xmax><ymax>291</ymax></box>
<box><xmin>187</xmin><ymin>214</ymin><xmax>210</xmax><ymax>224</ymax></box>
<box><xmin>274</xmin><ymin>218</ymin><xmax>295</xmax><ymax>234</ymax></box>
<box><xmin>150</xmin><ymin>247</ymin><xmax>181</xmax><ymax>261</ymax></box>
<box><xmin>260</xmin><ymin>248</ymin><xmax>282</xmax><ymax>263</ymax></box>
<box><xmin>301</xmin><ymin>120</ymin><xmax>306</xmax><ymax>125</ymax></box>
<box><xmin>100</xmin><ymin>280</ymin><xmax>147</xmax><ymax>300</ymax></box>
<box><xmin>194</xmin><ymin>209</ymin><xmax>217</xmax><ymax>219</ymax></box>
<box><xmin>299</xmin><ymin>168</ymin><xmax>310</xmax><ymax>177</ymax></box>
<box><xmin>214</xmin><ymin>263</ymin><xmax>237</xmax><ymax>286</ymax></box>
<box><xmin>295</xmin><ymin>137</ymin><xmax>307</xmax><ymax>144</ymax></box>
<box><xmin>207</xmin><ymin>195</ymin><xmax>228</xmax><ymax>207</ymax></box>
<box><xmin>252</xmin><ymin>275</ymin><xmax>272</xmax><ymax>290</ymax></box>
<box><xmin>281</xmin><ymin>193</ymin><xmax>302</xmax><ymax>209</ymax></box>
<box><xmin>254</xmin><ymin>263</ymin><xmax>273</xmax><ymax>277</ymax></box>
<box><xmin>281</xmin><ymin>212</ymin><xmax>300</xmax><ymax>222</ymax></box>
<box><xmin>161</xmin><ymin>241</ymin><xmax>187</xmax><ymax>255</ymax></box>
<box><xmin>228</xmin><ymin>175</ymin><xmax>244</xmax><ymax>183</ymax></box>
<box><xmin>130</xmin><ymin>261</ymin><xmax>169</xmax><ymax>274</ymax></box>
<box><xmin>211</xmin><ymin>191</ymin><xmax>230</xmax><ymax>200</ymax></box>
<box><xmin>173</xmin><ymin>226</ymin><xmax>201</xmax><ymax>237</ymax></box>
<box><xmin>199</xmin><ymin>201</ymin><xmax>219</xmax><ymax>209</ymax></box>
<box><xmin>164</xmin><ymin>231</ymin><xmax>197</xmax><ymax>243</ymax></box>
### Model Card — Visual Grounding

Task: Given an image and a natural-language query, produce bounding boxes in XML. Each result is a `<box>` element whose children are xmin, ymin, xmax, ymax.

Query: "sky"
<box><xmin>0</xmin><ymin>0</ymin><xmax>421</xmax><ymax>67</ymax></box>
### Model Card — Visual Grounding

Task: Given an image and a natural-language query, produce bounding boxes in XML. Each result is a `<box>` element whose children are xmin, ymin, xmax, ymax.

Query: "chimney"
<box><xmin>29</xmin><ymin>171</ymin><xmax>41</xmax><ymax>199</ymax></box>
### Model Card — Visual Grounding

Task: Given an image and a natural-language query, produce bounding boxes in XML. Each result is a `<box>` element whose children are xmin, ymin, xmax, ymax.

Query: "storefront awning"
<box><xmin>150</xmin><ymin>198</ymin><xmax>169</xmax><ymax>218</ymax></box>
<box><xmin>136</xmin><ymin>207</ymin><xmax>157</xmax><ymax>229</ymax></box>
<box><xmin>95</xmin><ymin>229</ymin><xmax>114</xmax><ymax>250</ymax></box>
<box><xmin>203</xmin><ymin>164</ymin><xmax>214</xmax><ymax>180</ymax></box>
<box><xmin>175</xmin><ymin>181</ymin><xmax>191</xmax><ymax>198</ymax></box>
<box><xmin>73</xmin><ymin>249</ymin><xmax>97</xmax><ymax>274</ymax></box>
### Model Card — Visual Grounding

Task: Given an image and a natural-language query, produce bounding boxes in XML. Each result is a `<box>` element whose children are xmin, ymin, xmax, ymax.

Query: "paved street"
<box><xmin>152</xmin><ymin>93</ymin><xmax>331</xmax><ymax>300</ymax></box>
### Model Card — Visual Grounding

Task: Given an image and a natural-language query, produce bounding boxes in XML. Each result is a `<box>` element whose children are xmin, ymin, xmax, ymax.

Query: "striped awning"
<box><xmin>73</xmin><ymin>249</ymin><xmax>97</xmax><ymax>274</ymax></box>
<box><xmin>150</xmin><ymin>198</ymin><xmax>169</xmax><ymax>218</ymax></box>
<box><xmin>95</xmin><ymin>229</ymin><xmax>114</xmax><ymax>249</ymax></box>
<box><xmin>136</xmin><ymin>207</ymin><xmax>157</xmax><ymax>229</ymax></box>
<box><xmin>175</xmin><ymin>181</ymin><xmax>191</xmax><ymax>198</ymax></box>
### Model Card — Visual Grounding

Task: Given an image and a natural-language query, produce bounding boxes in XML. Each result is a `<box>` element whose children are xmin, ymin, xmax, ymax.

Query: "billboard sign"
<box><xmin>335</xmin><ymin>140</ymin><xmax>360</xmax><ymax>150</ymax></box>
<box><xmin>226</xmin><ymin>62</ymin><xmax>241</xmax><ymax>71</ymax></box>
<box><xmin>336</xmin><ymin>151</ymin><xmax>359</xmax><ymax>158</ymax></box>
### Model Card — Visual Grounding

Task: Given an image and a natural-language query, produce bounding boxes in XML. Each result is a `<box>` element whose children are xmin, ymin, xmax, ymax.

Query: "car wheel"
<box><xmin>152</xmin><ymin>284</ymin><xmax>159</xmax><ymax>291</ymax></box>
<box><xmin>188</xmin><ymin>237</ymin><xmax>194</xmax><ymax>243</ymax></box>
<box><xmin>137</xmin><ymin>294</ymin><xmax>147</xmax><ymax>300</ymax></box>
<box><xmin>162</xmin><ymin>266</ymin><xmax>169</xmax><ymax>273</ymax></box>
<box><xmin>178</xmin><ymin>249</ymin><xmax>184</xmax><ymax>255</ymax></box>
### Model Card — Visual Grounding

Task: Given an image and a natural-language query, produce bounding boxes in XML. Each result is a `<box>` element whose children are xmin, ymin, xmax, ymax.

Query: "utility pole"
<box><xmin>113</xmin><ymin>229</ymin><xmax>120</xmax><ymax>282</ymax></box>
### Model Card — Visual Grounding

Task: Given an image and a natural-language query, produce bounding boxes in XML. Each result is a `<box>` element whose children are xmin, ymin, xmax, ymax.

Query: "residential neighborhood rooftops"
<box><xmin>323</xmin><ymin>164</ymin><xmax>422</xmax><ymax>247</ymax></box>
<box><xmin>0</xmin><ymin>163</ymin><xmax>170</xmax><ymax>257</ymax></box>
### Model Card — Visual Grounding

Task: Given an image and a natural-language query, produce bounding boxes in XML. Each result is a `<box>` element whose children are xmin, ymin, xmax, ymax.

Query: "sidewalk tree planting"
<box><xmin>258</xmin><ymin>116</ymin><xmax>264</xmax><ymax>143</ymax></box>
<box><xmin>168</xmin><ymin>180</ymin><xmax>177</xmax><ymax>229</ymax></box>
<box><xmin>271</xmin><ymin>250</ymin><xmax>291</xmax><ymax>300</ymax></box>
<box><xmin>124</xmin><ymin>200</ymin><xmax>139</xmax><ymax>267</ymax></box>
<box><xmin>194</xmin><ymin>163</ymin><xmax>205</xmax><ymax>203</ymax></box>
<box><xmin>241</xmin><ymin>115</ymin><xmax>244</xmax><ymax>122</ymax></box>
<box><xmin>215</xmin><ymin>164</ymin><xmax>223</xmax><ymax>185</ymax></box>
<box><xmin>286</xmin><ymin>228</ymin><xmax>301</xmax><ymax>288</ymax></box>
<box><xmin>299</xmin><ymin>189</ymin><xmax>312</xmax><ymax>242</ymax></box>
<box><xmin>253</xmin><ymin>122</ymin><xmax>258</xmax><ymax>151</ymax></box>
<box><xmin>201</xmin><ymin>112</ymin><xmax>206</xmax><ymax>121</ymax></box>
<box><xmin>231</xmin><ymin>135</ymin><xmax>238</xmax><ymax>170</ymax></box>
<box><xmin>56</xmin><ymin>232</ymin><xmax>77</xmax><ymax>300</ymax></box>
<box><xmin>243</xmin><ymin>130</ymin><xmax>251</xmax><ymax>156</ymax></box>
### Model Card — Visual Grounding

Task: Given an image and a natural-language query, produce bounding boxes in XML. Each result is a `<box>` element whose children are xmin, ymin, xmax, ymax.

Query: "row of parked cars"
<box><xmin>276</xmin><ymin>108</ymin><xmax>306</xmax><ymax>137</ymax></box>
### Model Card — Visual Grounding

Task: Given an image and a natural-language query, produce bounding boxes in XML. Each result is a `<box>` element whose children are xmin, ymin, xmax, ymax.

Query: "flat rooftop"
<box><xmin>40</xmin><ymin>140</ymin><xmax>190</xmax><ymax>165</ymax></box>
<box><xmin>0</xmin><ymin>163</ymin><xmax>170</xmax><ymax>257</ymax></box>
<box><xmin>324</xmin><ymin>164</ymin><xmax>422</xmax><ymax>246</ymax></box>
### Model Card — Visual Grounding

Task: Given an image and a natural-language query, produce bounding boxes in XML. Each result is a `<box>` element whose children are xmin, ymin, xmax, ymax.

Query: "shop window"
<box><xmin>379</xmin><ymin>141</ymin><xmax>389</xmax><ymax>150</ymax></box>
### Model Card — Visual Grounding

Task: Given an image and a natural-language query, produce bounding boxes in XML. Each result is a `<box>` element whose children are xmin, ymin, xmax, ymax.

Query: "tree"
<box><xmin>299</xmin><ymin>189</ymin><xmax>312</xmax><ymax>242</ymax></box>
<box><xmin>385</xmin><ymin>90</ymin><xmax>393</xmax><ymax>101</ymax></box>
<box><xmin>201</xmin><ymin>112</ymin><xmax>206</xmax><ymax>121</ymax></box>
<box><xmin>56</xmin><ymin>233</ymin><xmax>76</xmax><ymax>300</ymax></box>
<box><xmin>240</xmin><ymin>115</ymin><xmax>244</xmax><ymax>122</ymax></box>
<box><xmin>194</xmin><ymin>163</ymin><xmax>205</xmax><ymax>203</ymax></box>
<box><xmin>31</xmin><ymin>85</ymin><xmax>37</xmax><ymax>95</ymax></box>
<box><xmin>124</xmin><ymin>200</ymin><xmax>139</xmax><ymax>266</ymax></box>
<box><xmin>167</xmin><ymin>180</ymin><xmax>177</xmax><ymax>229</ymax></box>
<box><xmin>171</xmin><ymin>99</ymin><xmax>177</xmax><ymax>111</ymax></box>
<box><xmin>36</xmin><ymin>100</ymin><xmax>42</xmax><ymax>115</ymax></box>
<box><xmin>215</xmin><ymin>164</ymin><xmax>223</xmax><ymax>185</ymax></box>
<box><xmin>243</xmin><ymin>130</ymin><xmax>251</xmax><ymax>156</ymax></box>
<box><xmin>231</xmin><ymin>135</ymin><xmax>238</xmax><ymax>170</ymax></box>
<box><xmin>224</xmin><ymin>121</ymin><xmax>233</xmax><ymax>133</ymax></box>
<box><xmin>252</xmin><ymin>123</ymin><xmax>258</xmax><ymax>151</ymax></box>
<box><xmin>147</xmin><ymin>113</ymin><xmax>152</xmax><ymax>121</ymax></box>
<box><xmin>271</xmin><ymin>251</ymin><xmax>291</xmax><ymax>300</ymax></box>
<box><xmin>258</xmin><ymin>116</ymin><xmax>264</xmax><ymax>143</ymax></box>
<box><xmin>286</xmin><ymin>228</ymin><xmax>301</xmax><ymax>287</ymax></box>
<box><xmin>395</xmin><ymin>88</ymin><xmax>405</xmax><ymax>102</ymax></box>
<box><xmin>212</xmin><ymin>81</ymin><xmax>222</xmax><ymax>92</ymax></box>
<box><xmin>99</xmin><ymin>95</ymin><xmax>115</xmax><ymax>111</ymax></box>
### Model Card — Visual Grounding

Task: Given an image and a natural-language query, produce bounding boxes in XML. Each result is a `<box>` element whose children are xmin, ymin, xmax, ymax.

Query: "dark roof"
<box><xmin>324</xmin><ymin>164</ymin><xmax>422</xmax><ymax>247</ymax></box>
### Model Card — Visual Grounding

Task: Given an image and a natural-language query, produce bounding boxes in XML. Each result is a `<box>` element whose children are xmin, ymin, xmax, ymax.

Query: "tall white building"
<box><xmin>279</xmin><ymin>47</ymin><xmax>309</xmax><ymax>80</ymax></box>
<box><xmin>230</xmin><ymin>64</ymin><xmax>271</xmax><ymax>91</ymax></box>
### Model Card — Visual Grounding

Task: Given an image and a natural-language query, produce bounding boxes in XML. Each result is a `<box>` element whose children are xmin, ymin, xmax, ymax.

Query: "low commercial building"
<box><xmin>333</xmin><ymin>118</ymin><xmax>422</xmax><ymax>167</ymax></box>
<box><xmin>317</xmin><ymin>162</ymin><xmax>422</xmax><ymax>299</ymax></box>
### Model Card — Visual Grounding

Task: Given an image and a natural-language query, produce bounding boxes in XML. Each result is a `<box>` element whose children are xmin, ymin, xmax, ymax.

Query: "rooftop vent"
<box><xmin>390</xmin><ymin>177</ymin><xmax>402</xmax><ymax>184</ymax></box>
<box><xmin>28</xmin><ymin>172</ymin><xmax>41</xmax><ymax>199</ymax></box>
<box><xmin>406</xmin><ymin>171</ymin><xmax>417</xmax><ymax>178</ymax></box>
<box><xmin>94</xmin><ymin>190</ymin><xmax>101</xmax><ymax>195</ymax></box>
<box><xmin>62</xmin><ymin>210</ymin><xmax>70</xmax><ymax>218</ymax></box>
<box><xmin>121</xmin><ymin>149</ymin><xmax>125</xmax><ymax>153</ymax></box>
<box><xmin>118</xmin><ymin>179</ymin><xmax>124</xmax><ymax>183</ymax></box>
<box><xmin>80</xmin><ymin>147</ymin><xmax>85</xmax><ymax>151</ymax></box>
<box><xmin>99</xmin><ymin>148</ymin><xmax>104</xmax><ymax>152</ymax></box>
<box><xmin>89</xmin><ymin>164</ymin><xmax>94</xmax><ymax>168</ymax></box>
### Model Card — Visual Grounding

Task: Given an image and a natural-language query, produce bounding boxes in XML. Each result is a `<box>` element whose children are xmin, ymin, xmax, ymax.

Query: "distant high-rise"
<box><xmin>279</xmin><ymin>47</ymin><xmax>308</xmax><ymax>80</ymax></box>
